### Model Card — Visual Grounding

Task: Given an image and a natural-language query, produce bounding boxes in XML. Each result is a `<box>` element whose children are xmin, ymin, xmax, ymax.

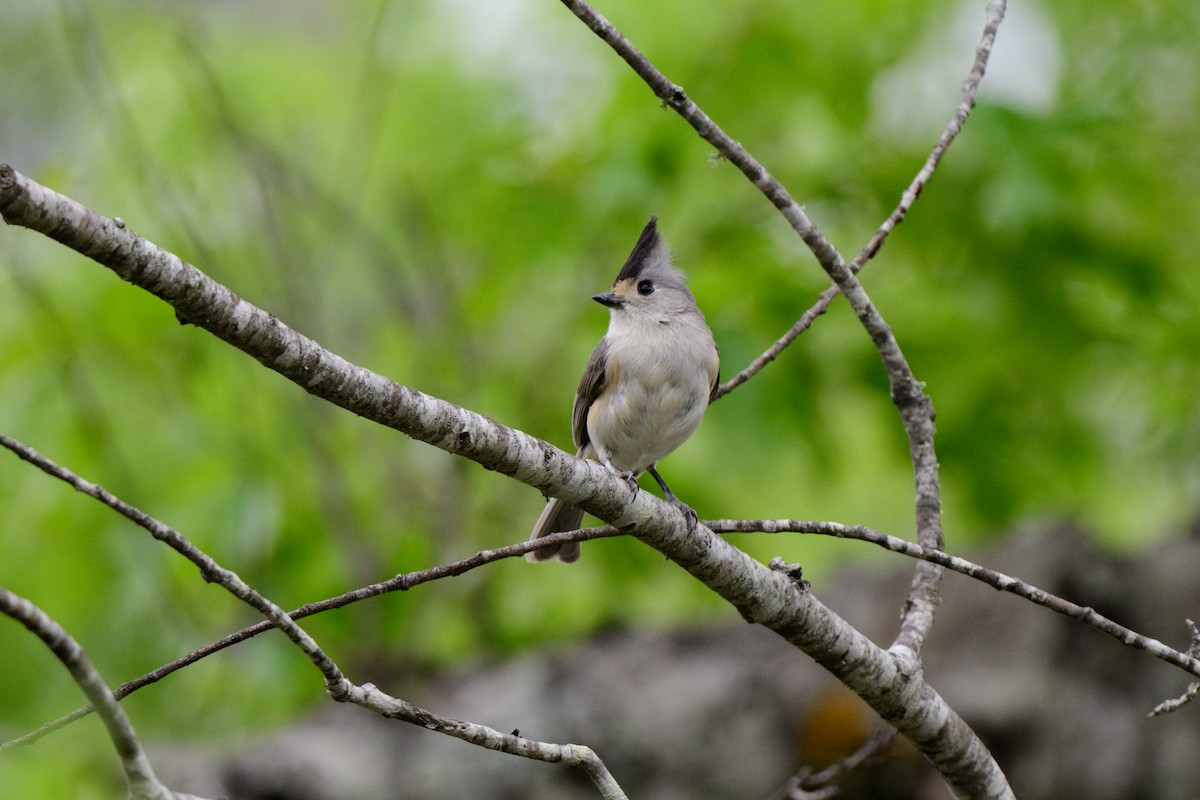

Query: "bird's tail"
<box><xmin>526</xmin><ymin>497</ymin><xmax>586</xmax><ymax>563</ymax></box>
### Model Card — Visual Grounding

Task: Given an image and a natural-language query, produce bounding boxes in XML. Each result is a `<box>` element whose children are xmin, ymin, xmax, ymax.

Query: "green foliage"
<box><xmin>2</xmin><ymin>0</ymin><xmax>1199</xmax><ymax>792</ymax></box>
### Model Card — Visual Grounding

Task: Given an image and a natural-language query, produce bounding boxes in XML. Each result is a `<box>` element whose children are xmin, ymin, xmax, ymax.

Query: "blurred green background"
<box><xmin>2</xmin><ymin>0</ymin><xmax>1198</xmax><ymax>794</ymax></box>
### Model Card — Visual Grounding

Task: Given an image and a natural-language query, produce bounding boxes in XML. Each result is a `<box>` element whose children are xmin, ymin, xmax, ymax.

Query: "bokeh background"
<box><xmin>2</xmin><ymin>0</ymin><xmax>1198</xmax><ymax>796</ymax></box>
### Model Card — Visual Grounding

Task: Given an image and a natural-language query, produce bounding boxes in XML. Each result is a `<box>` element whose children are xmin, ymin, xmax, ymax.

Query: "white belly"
<box><xmin>587</xmin><ymin>325</ymin><xmax>712</xmax><ymax>473</ymax></box>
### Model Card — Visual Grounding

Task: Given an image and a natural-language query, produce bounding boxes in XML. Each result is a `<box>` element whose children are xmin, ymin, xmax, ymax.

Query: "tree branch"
<box><xmin>0</xmin><ymin>163</ymin><xmax>643</xmax><ymax>536</ymax></box>
<box><xmin>0</xmin><ymin>433</ymin><xmax>630</xmax><ymax>797</ymax></box>
<box><xmin>857</xmin><ymin>0</ymin><xmax>1007</xmax><ymax>264</ymax></box>
<box><xmin>0</xmin><ymin>433</ymin><xmax>350</xmax><ymax>698</ymax></box>
<box><xmin>714</xmin><ymin>283</ymin><xmax>839</xmax><ymax>401</ymax></box>
<box><xmin>769</xmin><ymin>728</ymin><xmax>895</xmax><ymax>800</ymax></box>
<box><xmin>1</xmin><ymin>521</ymin><xmax>622</xmax><ymax>751</ymax></box>
<box><xmin>0</xmin><ymin>588</ymin><xmax>190</xmax><ymax>800</ymax></box>
<box><xmin>22</xmin><ymin>512</ymin><xmax>1197</xmax><ymax>753</ymax></box>
<box><xmin>349</xmin><ymin>682</ymin><xmax>628</xmax><ymax>798</ymax></box>
<box><xmin>715</xmin><ymin>0</ymin><xmax>1008</xmax><ymax>401</ymax></box>
<box><xmin>1149</xmin><ymin>619</ymin><xmax>1200</xmax><ymax>716</ymax></box>
<box><xmin>712</xmin><ymin>519</ymin><xmax>1200</xmax><ymax>680</ymax></box>
<box><xmin>0</xmin><ymin>165</ymin><xmax>1009</xmax><ymax>797</ymax></box>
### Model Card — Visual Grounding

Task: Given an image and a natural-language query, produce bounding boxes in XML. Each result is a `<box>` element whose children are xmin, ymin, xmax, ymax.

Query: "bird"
<box><xmin>527</xmin><ymin>216</ymin><xmax>719</xmax><ymax>562</ymax></box>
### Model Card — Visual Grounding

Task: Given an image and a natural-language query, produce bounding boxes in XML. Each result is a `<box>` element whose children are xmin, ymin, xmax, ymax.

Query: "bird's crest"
<box><xmin>614</xmin><ymin>216</ymin><xmax>666</xmax><ymax>283</ymax></box>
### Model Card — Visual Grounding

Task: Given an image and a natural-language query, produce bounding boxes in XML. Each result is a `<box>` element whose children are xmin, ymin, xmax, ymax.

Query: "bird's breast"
<box><xmin>587</xmin><ymin>321</ymin><xmax>715</xmax><ymax>473</ymax></box>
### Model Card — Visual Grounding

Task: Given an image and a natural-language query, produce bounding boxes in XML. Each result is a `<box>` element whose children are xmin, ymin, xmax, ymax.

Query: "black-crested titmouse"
<box><xmin>527</xmin><ymin>217</ymin><xmax>720</xmax><ymax>562</ymax></box>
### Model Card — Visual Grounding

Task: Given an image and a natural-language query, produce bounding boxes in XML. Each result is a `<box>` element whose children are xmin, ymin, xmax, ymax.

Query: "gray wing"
<box><xmin>572</xmin><ymin>337</ymin><xmax>610</xmax><ymax>450</ymax></box>
<box><xmin>708</xmin><ymin>347</ymin><xmax>721</xmax><ymax>403</ymax></box>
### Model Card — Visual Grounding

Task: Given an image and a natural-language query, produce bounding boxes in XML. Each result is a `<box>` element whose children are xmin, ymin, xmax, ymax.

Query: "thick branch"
<box><xmin>0</xmin><ymin>164</ymin><xmax>641</xmax><ymax>533</ymax></box>
<box><xmin>0</xmin><ymin>166</ymin><xmax>1008</xmax><ymax>798</ymax></box>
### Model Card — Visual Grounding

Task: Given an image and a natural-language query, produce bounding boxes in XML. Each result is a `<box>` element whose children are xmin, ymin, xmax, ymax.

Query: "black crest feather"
<box><xmin>614</xmin><ymin>216</ymin><xmax>660</xmax><ymax>283</ymax></box>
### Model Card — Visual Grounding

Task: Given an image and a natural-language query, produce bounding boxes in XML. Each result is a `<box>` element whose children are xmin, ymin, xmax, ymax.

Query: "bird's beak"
<box><xmin>593</xmin><ymin>291</ymin><xmax>623</xmax><ymax>308</ymax></box>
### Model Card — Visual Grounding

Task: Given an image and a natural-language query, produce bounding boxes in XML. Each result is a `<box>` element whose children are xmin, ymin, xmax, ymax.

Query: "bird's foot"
<box><xmin>671</xmin><ymin>498</ymin><xmax>699</xmax><ymax>532</ymax></box>
<box><xmin>601</xmin><ymin>458</ymin><xmax>641</xmax><ymax>497</ymax></box>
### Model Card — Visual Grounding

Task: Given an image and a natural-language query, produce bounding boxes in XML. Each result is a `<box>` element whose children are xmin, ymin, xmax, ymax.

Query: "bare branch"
<box><xmin>769</xmin><ymin>728</ymin><xmax>896</xmax><ymax>800</ymax></box>
<box><xmin>716</xmin><ymin>0</ymin><xmax>1008</xmax><ymax>401</ymax></box>
<box><xmin>0</xmin><ymin>588</ymin><xmax>179</xmax><ymax>800</ymax></box>
<box><xmin>3</xmin><ymin>524</ymin><xmax>622</xmax><ymax>750</ymax></box>
<box><xmin>1151</xmin><ymin>679</ymin><xmax>1200</xmax><ymax>717</ymax></box>
<box><xmin>802</xmin><ymin>728</ymin><xmax>896</xmax><ymax>789</ymax></box>
<box><xmin>856</xmin><ymin>0</ymin><xmax>1007</xmax><ymax>264</ymax></box>
<box><xmin>0</xmin><ymin>165</ymin><xmax>1011</xmax><ymax>797</ymax></box>
<box><xmin>0</xmin><ymin>432</ymin><xmax>350</xmax><ymax>698</ymax></box>
<box><xmin>714</xmin><ymin>283</ymin><xmax>839</xmax><ymax>400</ymax></box>
<box><xmin>348</xmin><ymin>682</ymin><xmax>628</xmax><ymax>799</ymax></box>
<box><xmin>0</xmin><ymin>434</ymin><xmax>630</xmax><ymax>796</ymax></box>
<box><xmin>555</xmin><ymin>0</ymin><xmax>946</xmax><ymax>658</ymax></box>
<box><xmin>0</xmin><ymin>163</ymin><xmax>645</xmax><ymax>539</ymax></box>
<box><xmin>712</xmin><ymin>519</ymin><xmax>1200</xmax><ymax>679</ymax></box>
<box><xmin>1149</xmin><ymin>619</ymin><xmax>1200</xmax><ymax>716</ymax></box>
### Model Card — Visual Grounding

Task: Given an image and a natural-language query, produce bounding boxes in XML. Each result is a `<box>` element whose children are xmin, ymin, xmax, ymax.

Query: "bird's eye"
<box><xmin>637</xmin><ymin>280</ymin><xmax>655</xmax><ymax>296</ymax></box>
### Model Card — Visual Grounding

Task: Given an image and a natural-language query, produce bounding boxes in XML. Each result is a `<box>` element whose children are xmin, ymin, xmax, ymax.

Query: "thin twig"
<box><xmin>856</xmin><ymin>0</ymin><xmax>1007</xmax><ymax>266</ymax></box>
<box><xmin>349</xmin><ymin>682</ymin><xmax>628</xmax><ymax>798</ymax></box>
<box><xmin>714</xmin><ymin>283</ymin><xmax>839</xmax><ymax>400</ymax></box>
<box><xmin>1149</xmin><ymin>619</ymin><xmax>1200</xmax><ymax>716</ymax></box>
<box><xmin>803</xmin><ymin>728</ymin><xmax>896</xmax><ymax>788</ymax></box>
<box><xmin>712</xmin><ymin>519</ymin><xmax>1200</xmax><ymax>679</ymax></box>
<box><xmin>769</xmin><ymin>728</ymin><xmax>896</xmax><ymax>800</ymax></box>
<box><xmin>0</xmin><ymin>434</ymin><xmax>629</xmax><ymax>797</ymax></box>
<box><xmin>716</xmin><ymin>0</ymin><xmax>1008</xmax><ymax>401</ymax></box>
<box><xmin>0</xmin><ymin>428</ymin><xmax>621</xmax><ymax>749</ymax></box>
<box><xmin>2</xmin><ymin>524</ymin><xmax>621</xmax><ymax>749</ymax></box>
<box><xmin>0</xmin><ymin>588</ymin><xmax>179</xmax><ymax>800</ymax></box>
<box><xmin>1150</xmin><ymin>680</ymin><xmax>1200</xmax><ymax>717</ymax></box>
<box><xmin>0</xmin><ymin>432</ymin><xmax>349</xmax><ymax>697</ymax></box>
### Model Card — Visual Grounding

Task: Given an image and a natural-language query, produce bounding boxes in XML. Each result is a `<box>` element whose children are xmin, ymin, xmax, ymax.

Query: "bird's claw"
<box><xmin>619</xmin><ymin>470</ymin><xmax>640</xmax><ymax>495</ymax></box>
<box><xmin>672</xmin><ymin>499</ymin><xmax>699</xmax><ymax>532</ymax></box>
